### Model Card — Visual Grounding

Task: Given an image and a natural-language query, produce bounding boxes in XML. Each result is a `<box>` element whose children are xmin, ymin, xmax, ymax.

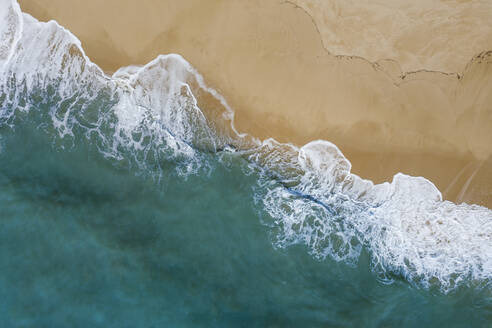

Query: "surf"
<box><xmin>1</xmin><ymin>0</ymin><xmax>491</xmax><ymax>293</ymax></box>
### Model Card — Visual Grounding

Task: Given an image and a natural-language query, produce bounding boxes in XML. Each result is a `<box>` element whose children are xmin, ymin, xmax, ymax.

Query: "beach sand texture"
<box><xmin>18</xmin><ymin>0</ymin><xmax>492</xmax><ymax>208</ymax></box>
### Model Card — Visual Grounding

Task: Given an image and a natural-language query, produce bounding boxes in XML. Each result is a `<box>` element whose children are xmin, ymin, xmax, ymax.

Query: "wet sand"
<box><xmin>292</xmin><ymin>0</ymin><xmax>492</xmax><ymax>74</ymax></box>
<box><xmin>18</xmin><ymin>0</ymin><xmax>492</xmax><ymax>207</ymax></box>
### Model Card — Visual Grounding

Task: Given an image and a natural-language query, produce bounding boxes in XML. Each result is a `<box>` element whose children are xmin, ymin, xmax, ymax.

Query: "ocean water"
<box><xmin>1</xmin><ymin>0</ymin><xmax>492</xmax><ymax>327</ymax></box>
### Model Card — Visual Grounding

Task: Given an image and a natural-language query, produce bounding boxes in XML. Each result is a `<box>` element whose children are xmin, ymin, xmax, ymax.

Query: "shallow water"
<box><xmin>1</xmin><ymin>122</ymin><xmax>491</xmax><ymax>327</ymax></box>
<box><xmin>1</xmin><ymin>0</ymin><xmax>491</xmax><ymax>326</ymax></box>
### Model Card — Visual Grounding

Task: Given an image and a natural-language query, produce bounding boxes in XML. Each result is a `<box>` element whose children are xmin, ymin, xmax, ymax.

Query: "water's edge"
<box><xmin>1</xmin><ymin>0</ymin><xmax>491</xmax><ymax>293</ymax></box>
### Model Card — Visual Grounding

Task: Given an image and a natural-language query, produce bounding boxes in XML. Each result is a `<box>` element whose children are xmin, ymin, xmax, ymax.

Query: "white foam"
<box><xmin>253</xmin><ymin>140</ymin><xmax>492</xmax><ymax>292</ymax></box>
<box><xmin>1</xmin><ymin>0</ymin><xmax>491</xmax><ymax>292</ymax></box>
<box><xmin>0</xmin><ymin>0</ymin><xmax>22</xmax><ymax>70</ymax></box>
<box><xmin>0</xmin><ymin>2</ymin><xmax>224</xmax><ymax>176</ymax></box>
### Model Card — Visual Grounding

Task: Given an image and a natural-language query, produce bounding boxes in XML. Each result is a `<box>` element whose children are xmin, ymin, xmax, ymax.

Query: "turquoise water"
<box><xmin>1</xmin><ymin>0</ymin><xmax>492</xmax><ymax>326</ymax></box>
<box><xmin>1</xmin><ymin>113</ymin><xmax>491</xmax><ymax>327</ymax></box>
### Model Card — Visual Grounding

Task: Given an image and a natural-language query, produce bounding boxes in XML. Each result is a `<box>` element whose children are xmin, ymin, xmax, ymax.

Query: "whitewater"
<box><xmin>1</xmin><ymin>0</ymin><xmax>491</xmax><ymax>302</ymax></box>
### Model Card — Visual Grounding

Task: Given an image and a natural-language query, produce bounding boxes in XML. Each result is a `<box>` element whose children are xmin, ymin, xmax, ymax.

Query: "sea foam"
<box><xmin>0</xmin><ymin>0</ymin><xmax>491</xmax><ymax>293</ymax></box>
<box><xmin>250</xmin><ymin>140</ymin><xmax>492</xmax><ymax>292</ymax></box>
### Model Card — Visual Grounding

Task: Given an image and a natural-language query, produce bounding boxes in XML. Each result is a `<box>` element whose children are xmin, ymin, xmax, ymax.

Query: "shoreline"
<box><xmin>18</xmin><ymin>0</ymin><xmax>492</xmax><ymax>208</ymax></box>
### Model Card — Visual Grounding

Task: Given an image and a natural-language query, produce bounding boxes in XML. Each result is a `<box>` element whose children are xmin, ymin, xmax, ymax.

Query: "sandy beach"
<box><xmin>18</xmin><ymin>0</ymin><xmax>492</xmax><ymax>208</ymax></box>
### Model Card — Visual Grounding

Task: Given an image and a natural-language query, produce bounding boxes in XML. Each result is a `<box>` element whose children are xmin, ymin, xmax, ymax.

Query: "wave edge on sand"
<box><xmin>1</xmin><ymin>0</ymin><xmax>492</xmax><ymax>293</ymax></box>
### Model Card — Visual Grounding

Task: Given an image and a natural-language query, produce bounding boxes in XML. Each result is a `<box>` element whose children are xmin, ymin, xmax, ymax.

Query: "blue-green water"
<box><xmin>1</xmin><ymin>1</ymin><xmax>491</xmax><ymax>326</ymax></box>
<box><xmin>1</xmin><ymin>115</ymin><xmax>491</xmax><ymax>327</ymax></box>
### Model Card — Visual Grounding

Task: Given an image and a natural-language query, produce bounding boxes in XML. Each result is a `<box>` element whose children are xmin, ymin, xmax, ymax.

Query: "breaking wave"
<box><xmin>1</xmin><ymin>0</ymin><xmax>491</xmax><ymax>293</ymax></box>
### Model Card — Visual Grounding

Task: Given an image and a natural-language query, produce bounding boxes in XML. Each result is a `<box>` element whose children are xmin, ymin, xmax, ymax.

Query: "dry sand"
<box><xmin>18</xmin><ymin>0</ymin><xmax>492</xmax><ymax>207</ymax></box>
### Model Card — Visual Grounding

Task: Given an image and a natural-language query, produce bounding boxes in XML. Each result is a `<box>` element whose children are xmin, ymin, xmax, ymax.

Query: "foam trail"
<box><xmin>249</xmin><ymin>140</ymin><xmax>492</xmax><ymax>292</ymax></box>
<box><xmin>0</xmin><ymin>0</ymin><xmax>232</xmax><ymax>176</ymax></box>
<box><xmin>0</xmin><ymin>0</ymin><xmax>491</xmax><ymax>293</ymax></box>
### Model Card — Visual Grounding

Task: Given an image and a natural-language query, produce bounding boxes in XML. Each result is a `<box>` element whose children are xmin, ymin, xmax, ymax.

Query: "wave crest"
<box><xmin>1</xmin><ymin>0</ymin><xmax>491</xmax><ymax>293</ymax></box>
<box><xmin>251</xmin><ymin>140</ymin><xmax>492</xmax><ymax>292</ymax></box>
